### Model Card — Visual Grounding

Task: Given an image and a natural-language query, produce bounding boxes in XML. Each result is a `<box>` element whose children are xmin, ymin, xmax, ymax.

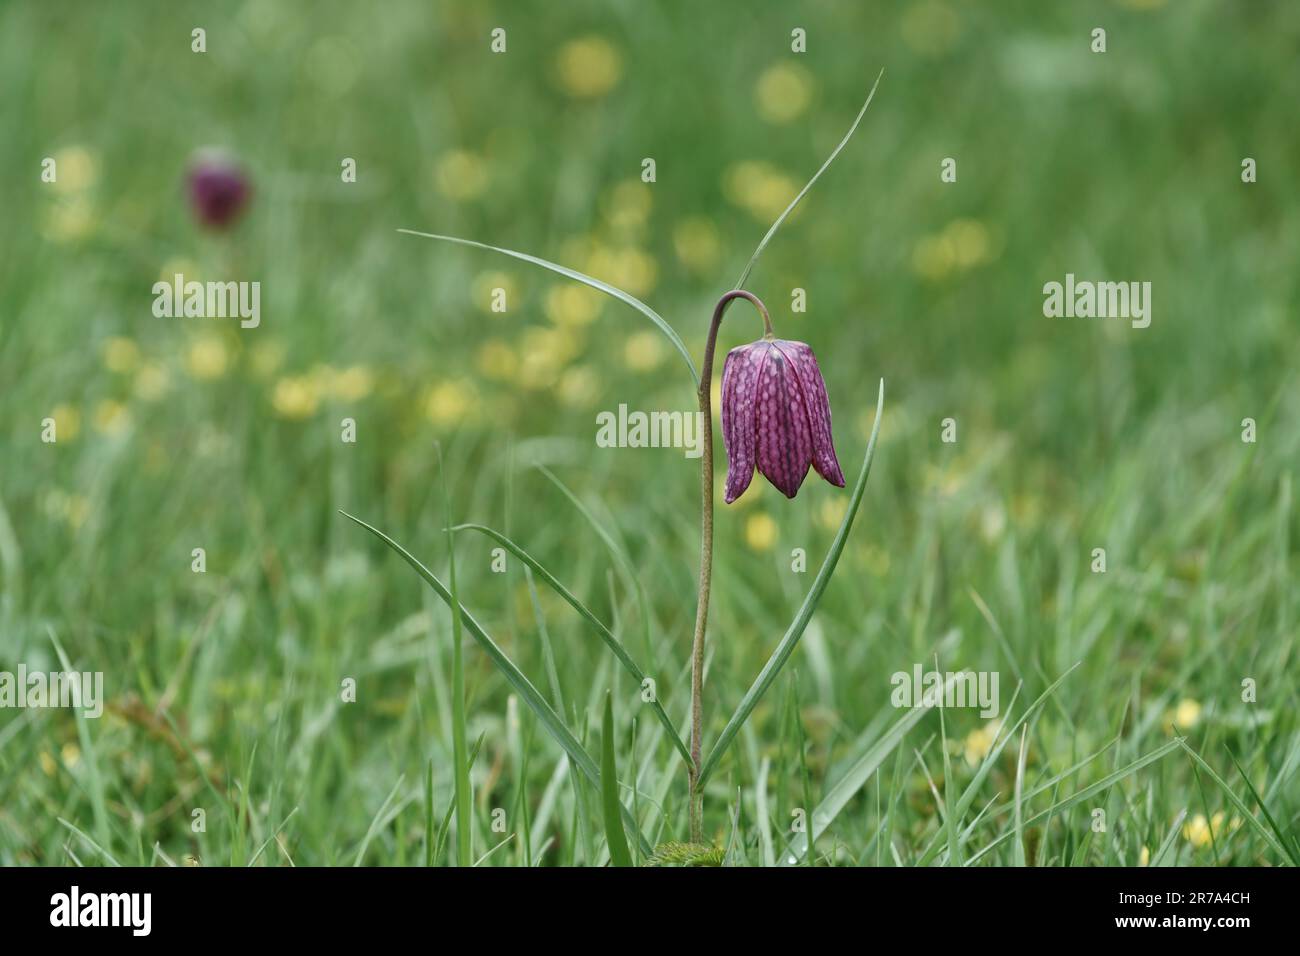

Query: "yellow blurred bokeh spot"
<box><xmin>102</xmin><ymin>337</ymin><xmax>140</xmax><ymax>374</ymax></box>
<box><xmin>424</xmin><ymin>379</ymin><xmax>478</xmax><ymax>424</ymax></box>
<box><xmin>272</xmin><ymin>376</ymin><xmax>321</xmax><ymax>419</ymax></box>
<box><xmin>745</xmin><ymin>512</ymin><xmax>777</xmax><ymax>551</ymax></box>
<box><xmin>555</xmin><ymin>36</ymin><xmax>622</xmax><ymax>99</ymax></box>
<box><xmin>436</xmin><ymin>150</ymin><xmax>489</xmax><ymax>202</ymax></box>
<box><xmin>185</xmin><ymin>336</ymin><xmax>230</xmax><ymax>381</ymax></box>
<box><xmin>755</xmin><ymin>62</ymin><xmax>813</xmax><ymax>124</ymax></box>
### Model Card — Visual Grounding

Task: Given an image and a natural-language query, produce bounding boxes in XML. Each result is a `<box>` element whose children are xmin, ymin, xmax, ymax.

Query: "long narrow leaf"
<box><xmin>1227</xmin><ymin>748</ymin><xmax>1300</xmax><ymax>866</ymax></box>
<box><xmin>535</xmin><ymin>465</ymin><xmax>656</xmax><ymax>671</ymax></box>
<box><xmin>340</xmin><ymin>510</ymin><xmax>652</xmax><ymax>857</ymax></box>
<box><xmin>438</xmin><ymin>444</ymin><xmax>473</xmax><ymax>867</ymax></box>
<box><xmin>353</xmin><ymin>774</ymin><xmax>406</xmax><ymax>866</ymax></box>
<box><xmin>398</xmin><ymin>228</ymin><xmax>698</xmax><ymax>385</ymax></box>
<box><xmin>735</xmin><ymin>69</ymin><xmax>884</xmax><ymax>290</ymax></box>
<box><xmin>601</xmin><ymin>692</ymin><xmax>634</xmax><ymax>866</ymax></box>
<box><xmin>453</xmin><ymin>522</ymin><xmax>690</xmax><ymax>764</ymax></box>
<box><xmin>1178</xmin><ymin>739</ymin><xmax>1292</xmax><ymax>863</ymax></box>
<box><xmin>1150</xmin><ymin>809</ymin><xmax>1188</xmax><ymax>866</ymax></box>
<box><xmin>699</xmin><ymin>378</ymin><xmax>885</xmax><ymax>788</ymax></box>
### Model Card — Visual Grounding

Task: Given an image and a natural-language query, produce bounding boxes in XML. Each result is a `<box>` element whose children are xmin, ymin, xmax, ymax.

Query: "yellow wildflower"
<box><xmin>272</xmin><ymin>376</ymin><xmax>321</xmax><ymax>419</ymax></box>
<box><xmin>1183</xmin><ymin>811</ymin><xmax>1228</xmax><ymax>848</ymax></box>
<box><xmin>185</xmin><ymin>336</ymin><xmax>229</xmax><ymax>381</ymax></box>
<box><xmin>330</xmin><ymin>365</ymin><xmax>375</xmax><ymax>401</ymax></box>
<box><xmin>963</xmin><ymin>719</ymin><xmax>1002</xmax><ymax>766</ymax></box>
<box><xmin>723</xmin><ymin>161</ymin><xmax>800</xmax><ymax>223</ymax></box>
<box><xmin>545</xmin><ymin>284</ymin><xmax>603</xmax><ymax>326</ymax></box>
<box><xmin>745</xmin><ymin>513</ymin><xmax>777</xmax><ymax>551</ymax></box>
<box><xmin>755</xmin><ymin>62</ymin><xmax>813</xmax><ymax>124</ymax></box>
<box><xmin>586</xmin><ymin>246</ymin><xmax>657</xmax><ymax>297</ymax></box>
<box><xmin>603</xmin><ymin>179</ymin><xmax>652</xmax><ymax>232</ymax></box>
<box><xmin>436</xmin><ymin>150</ymin><xmax>488</xmax><ymax>202</ymax></box>
<box><xmin>558</xmin><ymin>365</ymin><xmax>600</xmax><ymax>408</ymax></box>
<box><xmin>49</xmin><ymin>404</ymin><xmax>81</xmax><ymax>442</ymax></box>
<box><xmin>817</xmin><ymin>496</ymin><xmax>847</xmax><ymax>530</ymax></box>
<box><xmin>673</xmin><ymin>218</ymin><xmax>722</xmax><ymax>275</ymax></box>
<box><xmin>555</xmin><ymin>36</ymin><xmax>622</xmax><ymax>98</ymax></box>
<box><xmin>49</xmin><ymin>145</ymin><xmax>98</xmax><ymax>194</ymax></box>
<box><xmin>102</xmin><ymin>337</ymin><xmax>140</xmax><ymax>373</ymax></box>
<box><xmin>133</xmin><ymin>363</ymin><xmax>171</xmax><ymax>402</ymax></box>
<box><xmin>623</xmin><ymin>330</ymin><xmax>664</xmax><ymax>372</ymax></box>
<box><xmin>1173</xmin><ymin>698</ymin><xmax>1202</xmax><ymax>730</ymax></box>
<box><xmin>424</xmin><ymin>379</ymin><xmax>477</xmax><ymax>425</ymax></box>
<box><xmin>94</xmin><ymin>399</ymin><xmax>131</xmax><ymax>437</ymax></box>
<box><xmin>476</xmin><ymin>339</ymin><xmax>519</xmax><ymax>380</ymax></box>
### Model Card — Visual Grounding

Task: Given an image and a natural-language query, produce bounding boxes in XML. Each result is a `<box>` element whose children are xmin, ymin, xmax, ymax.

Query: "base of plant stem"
<box><xmin>688</xmin><ymin>778</ymin><xmax>703</xmax><ymax>844</ymax></box>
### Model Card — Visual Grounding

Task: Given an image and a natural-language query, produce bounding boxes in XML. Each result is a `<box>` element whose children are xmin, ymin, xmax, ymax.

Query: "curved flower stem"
<box><xmin>689</xmin><ymin>289</ymin><xmax>772</xmax><ymax>843</ymax></box>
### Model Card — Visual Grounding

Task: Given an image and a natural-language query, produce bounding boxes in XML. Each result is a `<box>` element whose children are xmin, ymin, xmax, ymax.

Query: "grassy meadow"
<box><xmin>1</xmin><ymin>0</ymin><xmax>1297</xmax><ymax>866</ymax></box>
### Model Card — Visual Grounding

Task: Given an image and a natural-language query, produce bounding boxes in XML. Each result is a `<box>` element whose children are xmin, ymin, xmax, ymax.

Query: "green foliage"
<box><xmin>645</xmin><ymin>842</ymin><xmax>725</xmax><ymax>868</ymax></box>
<box><xmin>2</xmin><ymin>0</ymin><xmax>1297</xmax><ymax>867</ymax></box>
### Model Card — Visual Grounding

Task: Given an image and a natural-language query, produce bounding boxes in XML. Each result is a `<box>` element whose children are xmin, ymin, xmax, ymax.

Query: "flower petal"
<box><xmin>755</xmin><ymin>342</ymin><xmax>811</xmax><ymax>498</ymax></box>
<box><xmin>777</xmin><ymin>340</ymin><xmax>845</xmax><ymax>487</ymax></box>
<box><xmin>720</xmin><ymin>343</ymin><xmax>760</xmax><ymax>503</ymax></box>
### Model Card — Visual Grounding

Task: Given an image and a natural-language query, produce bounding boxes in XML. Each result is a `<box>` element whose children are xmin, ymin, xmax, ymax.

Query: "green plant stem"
<box><xmin>689</xmin><ymin>289</ymin><xmax>772</xmax><ymax>843</ymax></box>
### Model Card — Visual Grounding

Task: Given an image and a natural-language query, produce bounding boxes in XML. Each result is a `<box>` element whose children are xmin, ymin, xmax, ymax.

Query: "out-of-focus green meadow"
<box><xmin>1</xmin><ymin>0</ymin><xmax>1296</xmax><ymax>865</ymax></box>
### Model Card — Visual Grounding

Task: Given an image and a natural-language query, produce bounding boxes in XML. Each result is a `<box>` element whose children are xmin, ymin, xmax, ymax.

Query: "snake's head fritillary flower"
<box><xmin>720</xmin><ymin>337</ymin><xmax>845</xmax><ymax>503</ymax></box>
<box><xmin>187</xmin><ymin>149</ymin><xmax>251</xmax><ymax>229</ymax></box>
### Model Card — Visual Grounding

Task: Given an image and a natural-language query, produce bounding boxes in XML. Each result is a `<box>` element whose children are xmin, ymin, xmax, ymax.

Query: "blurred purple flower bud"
<box><xmin>187</xmin><ymin>149</ymin><xmax>250</xmax><ymax>229</ymax></box>
<box><xmin>720</xmin><ymin>337</ymin><xmax>845</xmax><ymax>503</ymax></box>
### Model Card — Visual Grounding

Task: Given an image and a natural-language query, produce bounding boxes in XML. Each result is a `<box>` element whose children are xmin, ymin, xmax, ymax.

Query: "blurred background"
<box><xmin>1</xmin><ymin>0</ymin><xmax>1296</xmax><ymax>865</ymax></box>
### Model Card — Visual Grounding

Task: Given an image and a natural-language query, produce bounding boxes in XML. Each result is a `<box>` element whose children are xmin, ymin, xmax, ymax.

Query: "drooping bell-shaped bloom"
<box><xmin>187</xmin><ymin>149</ymin><xmax>251</xmax><ymax>229</ymax></box>
<box><xmin>720</xmin><ymin>337</ymin><xmax>845</xmax><ymax>503</ymax></box>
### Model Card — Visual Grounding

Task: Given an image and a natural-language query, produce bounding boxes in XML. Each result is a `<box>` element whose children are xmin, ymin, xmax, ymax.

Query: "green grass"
<box><xmin>2</xmin><ymin>0</ymin><xmax>1298</xmax><ymax>866</ymax></box>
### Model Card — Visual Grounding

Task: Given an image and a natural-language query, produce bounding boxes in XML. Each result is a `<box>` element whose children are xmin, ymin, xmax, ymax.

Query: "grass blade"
<box><xmin>49</xmin><ymin>631</ymin><xmax>109</xmax><ymax>852</ymax></box>
<box><xmin>434</xmin><ymin>734</ymin><xmax>486</xmax><ymax>864</ymax></box>
<box><xmin>601</xmin><ymin>692</ymin><xmax>634</xmax><ymax>867</ymax></box>
<box><xmin>398</xmin><ymin>228</ymin><xmax>698</xmax><ymax>385</ymax></box>
<box><xmin>735</xmin><ymin>69</ymin><xmax>884</xmax><ymax>289</ymax></box>
<box><xmin>1150</xmin><ymin>809</ymin><xmax>1188</xmax><ymax>866</ymax></box>
<box><xmin>438</xmin><ymin>445</ymin><xmax>473</xmax><ymax>867</ymax></box>
<box><xmin>699</xmin><ymin>379</ymin><xmax>884</xmax><ymax>788</ymax></box>
<box><xmin>57</xmin><ymin>817</ymin><xmax>122</xmax><ymax>867</ymax></box>
<box><xmin>915</xmin><ymin>664</ymin><xmax>1081</xmax><ymax>865</ymax></box>
<box><xmin>781</xmin><ymin>671</ymin><xmax>960</xmax><ymax>865</ymax></box>
<box><xmin>339</xmin><ymin>509</ymin><xmax>652</xmax><ymax>857</ymax></box>
<box><xmin>1013</xmin><ymin>726</ymin><xmax>1028</xmax><ymax>867</ymax></box>
<box><xmin>938</xmin><ymin>669</ymin><xmax>961</xmax><ymax>866</ymax></box>
<box><xmin>966</xmin><ymin>739</ymin><xmax>1185</xmax><ymax>865</ymax></box>
<box><xmin>353</xmin><ymin>774</ymin><xmax>406</xmax><ymax>866</ymax></box>
<box><xmin>535</xmin><ymin>465</ymin><xmax>657</xmax><ymax>674</ymax></box>
<box><xmin>1226</xmin><ymin>748</ymin><xmax>1300</xmax><ymax>865</ymax></box>
<box><xmin>1176</xmin><ymin>739</ymin><xmax>1292</xmax><ymax>863</ymax></box>
<box><xmin>248</xmin><ymin>806</ymin><xmax>299</xmax><ymax>867</ymax></box>
<box><xmin>453</xmin><ymin>522</ymin><xmax>690</xmax><ymax>765</ymax></box>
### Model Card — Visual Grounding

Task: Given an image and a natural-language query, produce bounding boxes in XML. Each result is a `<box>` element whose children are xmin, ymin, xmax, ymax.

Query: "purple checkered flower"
<box><xmin>720</xmin><ymin>337</ymin><xmax>845</xmax><ymax>503</ymax></box>
<box><xmin>187</xmin><ymin>149</ymin><xmax>251</xmax><ymax>229</ymax></box>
